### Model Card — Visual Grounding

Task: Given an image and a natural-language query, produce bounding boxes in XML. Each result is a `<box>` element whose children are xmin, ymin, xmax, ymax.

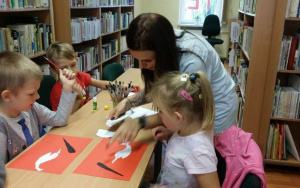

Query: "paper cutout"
<box><xmin>8</xmin><ymin>134</ymin><xmax>92</xmax><ymax>174</ymax></box>
<box><xmin>106</xmin><ymin>107</ymin><xmax>158</xmax><ymax>128</ymax></box>
<box><xmin>63</xmin><ymin>138</ymin><xmax>76</xmax><ymax>153</ymax></box>
<box><xmin>35</xmin><ymin>149</ymin><xmax>61</xmax><ymax>171</ymax></box>
<box><xmin>73</xmin><ymin>138</ymin><xmax>148</xmax><ymax>181</ymax></box>
<box><xmin>97</xmin><ymin>162</ymin><xmax>123</xmax><ymax>176</ymax></box>
<box><xmin>112</xmin><ymin>142</ymin><xmax>131</xmax><ymax>163</ymax></box>
<box><xmin>96</xmin><ymin>129</ymin><xmax>115</xmax><ymax>138</ymax></box>
<box><xmin>106</xmin><ymin>110</ymin><xmax>133</xmax><ymax>127</ymax></box>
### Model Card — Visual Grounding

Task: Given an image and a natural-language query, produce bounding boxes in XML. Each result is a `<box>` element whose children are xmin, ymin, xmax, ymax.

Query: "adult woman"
<box><xmin>108</xmin><ymin>13</ymin><xmax>238</xmax><ymax>145</ymax></box>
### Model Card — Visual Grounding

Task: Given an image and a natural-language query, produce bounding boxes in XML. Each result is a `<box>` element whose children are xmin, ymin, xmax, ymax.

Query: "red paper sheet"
<box><xmin>73</xmin><ymin>138</ymin><xmax>148</xmax><ymax>181</ymax></box>
<box><xmin>8</xmin><ymin>134</ymin><xmax>92</xmax><ymax>174</ymax></box>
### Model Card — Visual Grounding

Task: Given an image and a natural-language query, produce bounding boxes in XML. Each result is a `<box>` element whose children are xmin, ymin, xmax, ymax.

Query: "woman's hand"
<box><xmin>152</xmin><ymin>126</ymin><xmax>173</xmax><ymax>141</ymax></box>
<box><xmin>108</xmin><ymin>98</ymin><xmax>129</xmax><ymax>120</ymax></box>
<box><xmin>107</xmin><ymin>117</ymin><xmax>141</xmax><ymax>147</ymax></box>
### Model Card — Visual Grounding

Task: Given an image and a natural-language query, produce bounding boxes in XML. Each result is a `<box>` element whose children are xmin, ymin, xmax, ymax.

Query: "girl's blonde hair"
<box><xmin>147</xmin><ymin>71</ymin><xmax>215</xmax><ymax>131</ymax></box>
<box><xmin>46</xmin><ymin>42</ymin><xmax>77</xmax><ymax>62</ymax></box>
<box><xmin>0</xmin><ymin>51</ymin><xmax>42</xmax><ymax>100</ymax></box>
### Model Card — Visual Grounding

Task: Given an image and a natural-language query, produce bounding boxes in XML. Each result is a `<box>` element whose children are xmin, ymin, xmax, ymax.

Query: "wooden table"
<box><xmin>5</xmin><ymin>68</ymin><xmax>157</xmax><ymax>188</ymax></box>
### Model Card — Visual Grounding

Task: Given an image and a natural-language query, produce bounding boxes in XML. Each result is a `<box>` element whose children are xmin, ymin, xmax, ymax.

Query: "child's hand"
<box><xmin>73</xmin><ymin>82</ymin><xmax>83</xmax><ymax>96</ymax></box>
<box><xmin>152</xmin><ymin>126</ymin><xmax>173</xmax><ymax>141</ymax></box>
<box><xmin>59</xmin><ymin>69</ymin><xmax>76</xmax><ymax>92</ymax></box>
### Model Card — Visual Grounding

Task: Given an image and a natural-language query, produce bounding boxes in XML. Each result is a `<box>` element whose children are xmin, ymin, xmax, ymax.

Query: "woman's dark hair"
<box><xmin>126</xmin><ymin>13</ymin><xmax>180</xmax><ymax>93</ymax></box>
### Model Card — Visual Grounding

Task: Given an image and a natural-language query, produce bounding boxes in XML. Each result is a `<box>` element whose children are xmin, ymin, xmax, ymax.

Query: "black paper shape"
<box><xmin>97</xmin><ymin>162</ymin><xmax>123</xmax><ymax>176</ymax></box>
<box><xmin>63</xmin><ymin>138</ymin><xmax>76</xmax><ymax>153</ymax></box>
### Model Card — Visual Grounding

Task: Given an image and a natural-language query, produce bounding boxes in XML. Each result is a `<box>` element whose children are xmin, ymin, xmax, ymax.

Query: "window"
<box><xmin>178</xmin><ymin>0</ymin><xmax>224</xmax><ymax>26</ymax></box>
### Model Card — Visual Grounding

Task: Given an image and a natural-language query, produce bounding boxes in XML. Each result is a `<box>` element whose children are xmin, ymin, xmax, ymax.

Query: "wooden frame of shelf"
<box><xmin>264</xmin><ymin>154</ymin><xmax>300</xmax><ymax>167</ymax></box>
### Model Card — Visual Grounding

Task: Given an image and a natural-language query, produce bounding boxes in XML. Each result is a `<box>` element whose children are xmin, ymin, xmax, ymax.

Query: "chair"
<box><xmin>202</xmin><ymin>14</ymin><xmax>224</xmax><ymax>47</ymax></box>
<box><xmin>36</xmin><ymin>75</ymin><xmax>56</xmax><ymax>136</ymax></box>
<box><xmin>102</xmin><ymin>63</ymin><xmax>125</xmax><ymax>81</ymax></box>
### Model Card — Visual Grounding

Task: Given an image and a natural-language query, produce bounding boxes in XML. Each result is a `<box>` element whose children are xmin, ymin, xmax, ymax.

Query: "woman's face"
<box><xmin>129</xmin><ymin>50</ymin><xmax>156</xmax><ymax>70</ymax></box>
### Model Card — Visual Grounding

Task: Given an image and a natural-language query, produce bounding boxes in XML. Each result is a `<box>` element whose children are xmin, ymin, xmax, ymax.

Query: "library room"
<box><xmin>0</xmin><ymin>0</ymin><xmax>300</xmax><ymax>187</ymax></box>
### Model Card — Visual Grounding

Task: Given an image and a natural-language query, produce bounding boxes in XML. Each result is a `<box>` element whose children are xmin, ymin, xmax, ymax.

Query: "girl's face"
<box><xmin>55</xmin><ymin>58</ymin><xmax>78</xmax><ymax>75</ymax></box>
<box><xmin>158</xmin><ymin>106</ymin><xmax>178</xmax><ymax>132</ymax></box>
<box><xmin>9</xmin><ymin>78</ymin><xmax>41</xmax><ymax>117</ymax></box>
<box><xmin>129</xmin><ymin>50</ymin><xmax>156</xmax><ymax>70</ymax></box>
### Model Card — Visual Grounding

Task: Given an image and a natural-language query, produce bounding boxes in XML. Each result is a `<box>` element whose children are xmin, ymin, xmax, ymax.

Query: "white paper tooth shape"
<box><xmin>112</xmin><ymin>142</ymin><xmax>131</xmax><ymax>163</ymax></box>
<box><xmin>35</xmin><ymin>149</ymin><xmax>61</xmax><ymax>171</ymax></box>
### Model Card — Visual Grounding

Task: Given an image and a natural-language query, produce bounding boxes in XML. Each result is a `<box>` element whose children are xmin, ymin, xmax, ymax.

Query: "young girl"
<box><xmin>147</xmin><ymin>71</ymin><xmax>220</xmax><ymax>188</ymax></box>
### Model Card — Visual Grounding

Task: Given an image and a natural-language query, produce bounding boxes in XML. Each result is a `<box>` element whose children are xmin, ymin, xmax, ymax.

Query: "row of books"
<box><xmin>278</xmin><ymin>34</ymin><xmax>300</xmax><ymax>70</ymax></box>
<box><xmin>120</xmin><ymin>12</ymin><xmax>133</xmax><ymax>29</ymax></box>
<box><xmin>120</xmin><ymin>0</ymin><xmax>133</xmax><ymax>6</ymax></box>
<box><xmin>286</xmin><ymin>0</ymin><xmax>300</xmax><ymax>18</ymax></box>
<box><xmin>69</xmin><ymin>0</ymin><xmax>132</xmax><ymax>7</ymax></box>
<box><xmin>101</xmin><ymin>11</ymin><xmax>118</xmax><ymax>34</ymax></box>
<box><xmin>239</xmin><ymin>22</ymin><xmax>253</xmax><ymax>59</ymax></box>
<box><xmin>272</xmin><ymin>74</ymin><xmax>300</xmax><ymax>119</ymax></box>
<box><xmin>0</xmin><ymin>0</ymin><xmax>49</xmax><ymax>10</ymax></box>
<box><xmin>71</xmin><ymin>17</ymin><xmax>101</xmax><ymax>44</ymax></box>
<box><xmin>100</xmin><ymin>0</ymin><xmax>119</xmax><ymax>6</ymax></box>
<box><xmin>102</xmin><ymin>38</ymin><xmax>119</xmax><ymax>61</ymax></box>
<box><xmin>239</xmin><ymin>0</ymin><xmax>257</xmax><ymax>14</ymax></box>
<box><xmin>75</xmin><ymin>45</ymin><xmax>100</xmax><ymax>72</ymax></box>
<box><xmin>70</xmin><ymin>0</ymin><xmax>99</xmax><ymax>7</ymax></box>
<box><xmin>0</xmin><ymin>23</ymin><xmax>52</xmax><ymax>56</ymax></box>
<box><xmin>120</xmin><ymin>54</ymin><xmax>132</xmax><ymax>71</ymax></box>
<box><xmin>266</xmin><ymin>122</ymin><xmax>300</xmax><ymax>161</ymax></box>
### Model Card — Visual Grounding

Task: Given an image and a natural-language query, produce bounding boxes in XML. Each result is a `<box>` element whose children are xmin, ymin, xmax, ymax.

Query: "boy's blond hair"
<box><xmin>0</xmin><ymin>51</ymin><xmax>42</xmax><ymax>99</ymax></box>
<box><xmin>46</xmin><ymin>42</ymin><xmax>77</xmax><ymax>62</ymax></box>
<box><xmin>147</xmin><ymin>71</ymin><xmax>215</xmax><ymax>132</ymax></box>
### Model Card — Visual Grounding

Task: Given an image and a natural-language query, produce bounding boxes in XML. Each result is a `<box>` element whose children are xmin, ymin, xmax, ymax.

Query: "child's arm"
<box><xmin>0</xmin><ymin>131</ymin><xmax>7</xmax><ymax>163</ymax></box>
<box><xmin>71</xmin><ymin>82</ymin><xmax>84</xmax><ymax>114</ymax></box>
<box><xmin>36</xmin><ymin>69</ymin><xmax>77</xmax><ymax>126</ymax></box>
<box><xmin>90</xmin><ymin>78</ymin><xmax>110</xmax><ymax>90</ymax></box>
<box><xmin>194</xmin><ymin>172</ymin><xmax>220</xmax><ymax>188</ymax></box>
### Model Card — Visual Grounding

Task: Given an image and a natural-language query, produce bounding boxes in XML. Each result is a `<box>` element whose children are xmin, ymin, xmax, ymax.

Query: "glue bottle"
<box><xmin>93</xmin><ymin>97</ymin><xmax>97</xmax><ymax>112</ymax></box>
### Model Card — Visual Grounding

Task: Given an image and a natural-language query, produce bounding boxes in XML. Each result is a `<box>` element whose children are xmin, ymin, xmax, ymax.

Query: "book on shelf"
<box><xmin>266</xmin><ymin>122</ymin><xmax>287</xmax><ymax>160</ymax></box>
<box><xmin>285</xmin><ymin>124</ymin><xmax>300</xmax><ymax>161</ymax></box>
<box><xmin>0</xmin><ymin>0</ymin><xmax>49</xmax><ymax>10</ymax></box>
<box><xmin>71</xmin><ymin>17</ymin><xmax>101</xmax><ymax>44</ymax></box>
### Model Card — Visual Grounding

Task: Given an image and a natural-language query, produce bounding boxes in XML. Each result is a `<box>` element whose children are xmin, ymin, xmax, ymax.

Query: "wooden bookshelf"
<box><xmin>52</xmin><ymin>0</ymin><xmax>134</xmax><ymax>79</ymax></box>
<box><xmin>240</xmin><ymin>0</ymin><xmax>300</xmax><ymax>167</ymax></box>
<box><xmin>0</xmin><ymin>1</ymin><xmax>55</xmax><ymax>59</ymax></box>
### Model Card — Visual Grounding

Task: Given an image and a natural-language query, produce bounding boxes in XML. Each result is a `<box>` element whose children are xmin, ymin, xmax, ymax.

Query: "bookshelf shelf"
<box><xmin>278</xmin><ymin>70</ymin><xmax>300</xmax><ymax>74</ymax></box>
<box><xmin>285</xmin><ymin>18</ymin><xmax>300</xmax><ymax>21</ymax></box>
<box><xmin>70</xmin><ymin>7</ymin><xmax>99</xmax><ymax>9</ymax></box>
<box><xmin>0</xmin><ymin>8</ymin><xmax>50</xmax><ymax>13</ymax></box>
<box><xmin>270</xmin><ymin>117</ymin><xmax>300</xmax><ymax>123</ymax></box>
<box><xmin>264</xmin><ymin>154</ymin><xmax>300</xmax><ymax>167</ymax></box>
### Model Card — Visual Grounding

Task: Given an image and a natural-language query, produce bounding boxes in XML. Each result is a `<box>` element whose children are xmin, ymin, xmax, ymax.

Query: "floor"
<box><xmin>140</xmin><ymin>62</ymin><xmax>300</xmax><ymax>187</ymax></box>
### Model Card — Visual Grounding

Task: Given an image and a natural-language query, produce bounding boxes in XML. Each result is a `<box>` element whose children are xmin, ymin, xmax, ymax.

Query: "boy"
<box><xmin>46</xmin><ymin>42</ymin><xmax>109</xmax><ymax>113</ymax></box>
<box><xmin>0</xmin><ymin>51</ymin><xmax>77</xmax><ymax>163</ymax></box>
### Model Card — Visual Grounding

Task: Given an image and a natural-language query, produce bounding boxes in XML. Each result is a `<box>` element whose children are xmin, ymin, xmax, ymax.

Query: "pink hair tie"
<box><xmin>180</xmin><ymin>90</ymin><xmax>193</xmax><ymax>101</ymax></box>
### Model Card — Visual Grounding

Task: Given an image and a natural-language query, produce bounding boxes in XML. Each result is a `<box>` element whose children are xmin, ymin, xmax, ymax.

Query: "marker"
<box><xmin>43</xmin><ymin>56</ymin><xmax>61</xmax><ymax>70</ymax></box>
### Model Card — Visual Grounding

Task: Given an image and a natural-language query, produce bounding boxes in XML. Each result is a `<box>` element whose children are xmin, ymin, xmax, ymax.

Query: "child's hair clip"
<box><xmin>180</xmin><ymin>90</ymin><xmax>193</xmax><ymax>101</ymax></box>
<box><xmin>199</xmin><ymin>94</ymin><xmax>202</xmax><ymax>99</ymax></box>
<box><xmin>189</xmin><ymin>73</ymin><xmax>196</xmax><ymax>82</ymax></box>
<box><xmin>180</xmin><ymin>74</ymin><xmax>188</xmax><ymax>82</ymax></box>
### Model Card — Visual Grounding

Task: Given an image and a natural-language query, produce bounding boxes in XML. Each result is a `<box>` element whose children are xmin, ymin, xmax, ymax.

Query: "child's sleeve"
<box><xmin>78</xmin><ymin>71</ymin><xmax>91</xmax><ymax>86</ymax></box>
<box><xmin>0</xmin><ymin>159</ymin><xmax>6</xmax><ymax>187</ymax></box>
<box><xmin>35</xmin><ymin>90</ymin><xmax>77</xmax><ymax>127</ymax></box>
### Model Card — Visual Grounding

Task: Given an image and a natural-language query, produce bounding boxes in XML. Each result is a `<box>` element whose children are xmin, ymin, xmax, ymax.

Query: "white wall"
<box><xmin>134</xmin><ymin>0</ymin><xmax>240</xmax><ymax>59</ymax></box>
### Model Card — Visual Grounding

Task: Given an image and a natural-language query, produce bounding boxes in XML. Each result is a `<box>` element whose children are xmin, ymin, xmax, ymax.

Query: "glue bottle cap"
<box><xmin>93</xmin><ymin>97</ymin><xmax>97</xmax><ymax>102</ymax></box>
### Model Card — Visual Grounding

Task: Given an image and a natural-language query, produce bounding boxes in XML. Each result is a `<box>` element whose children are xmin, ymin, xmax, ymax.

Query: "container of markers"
<box><xmin>106</xmin><ymin>80</ymin><xmax>134</xmax><ymax>108</ymax></box>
